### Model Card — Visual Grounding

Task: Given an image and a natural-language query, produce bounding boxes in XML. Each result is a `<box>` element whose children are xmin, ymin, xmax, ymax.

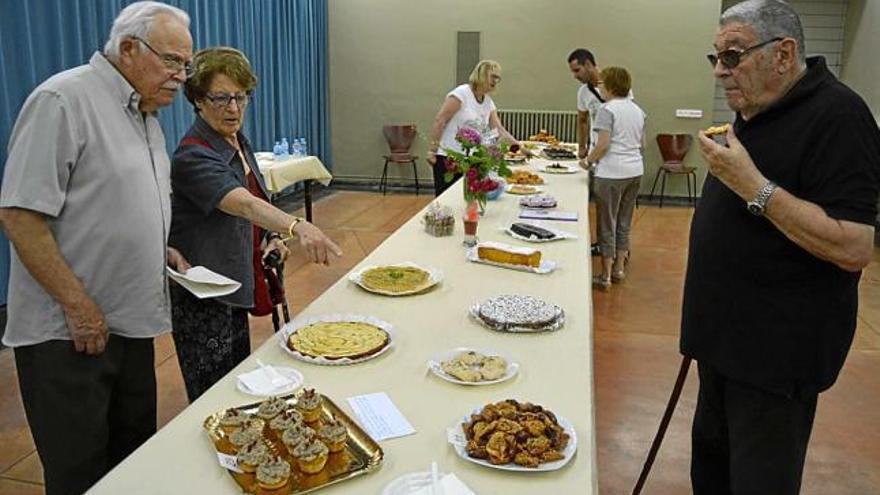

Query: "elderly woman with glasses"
<box><xmin>169</xmin><ymin>47</ymin><xmax>341</xmax><ymax>401</ymax></box>
<box><xmin>427</xmin><ymin>59</ymin><xmax>521</xmax><ymax>196</ymax></box>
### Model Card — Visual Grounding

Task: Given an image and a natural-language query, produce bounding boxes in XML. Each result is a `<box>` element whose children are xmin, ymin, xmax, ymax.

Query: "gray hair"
<box><xmin>721</xmin><ymin>0</ymin><xmax>806</xmax><ymax>65</ymax></box>
<box><xmin>103</xmin><ymin>1</ymin><xmax>190</xmax><ymax>60</ymax></box>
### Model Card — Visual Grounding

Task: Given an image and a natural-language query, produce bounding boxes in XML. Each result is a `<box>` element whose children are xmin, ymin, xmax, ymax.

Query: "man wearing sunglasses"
<box><xmin>680</xmin><ymin>1</ymin><xmax>879</xmax><ymax>494</ymax></box>
<box><xmin>0</xmin><ymin>2</ymin><xmax>193</xmax><ymax>494</ymax></box>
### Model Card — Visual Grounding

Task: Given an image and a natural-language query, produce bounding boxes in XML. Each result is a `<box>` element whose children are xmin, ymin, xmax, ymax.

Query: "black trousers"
<box><xmin>14</xmin><ymin>335</ymin><xmax>156</xmax><ymax>495</ymax></box>
<box><xmin>692</xmin><ymin>362</ymin><xmax>817</xmax><ymax>495</ymax></box>
<box><xmin>432</xmin><ymin>156</ymin><xmax>461</xmax><ymax>197</ymax></box>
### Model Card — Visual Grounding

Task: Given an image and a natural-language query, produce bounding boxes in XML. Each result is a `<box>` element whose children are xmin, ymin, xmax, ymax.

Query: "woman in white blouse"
<box><xmin>427</xmin><ymin>60</ymin><xmax>519</xmax><ymax>196</ymax></box>
<box><xmin>586</xmin><ymin>66</ymin><xmax>646</xmax><ymax>291</ymax></box>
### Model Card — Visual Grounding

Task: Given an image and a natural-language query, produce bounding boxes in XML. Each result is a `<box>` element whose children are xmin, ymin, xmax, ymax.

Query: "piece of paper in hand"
<box><xmin>166</xmin><ymin>266</ymin><xmax>241</xmax><ymax>299</ymax></box>
<box><xmin>346</xmin><ymin>392</ymin><xmax>415</xmax><ymax>441</ymax></box>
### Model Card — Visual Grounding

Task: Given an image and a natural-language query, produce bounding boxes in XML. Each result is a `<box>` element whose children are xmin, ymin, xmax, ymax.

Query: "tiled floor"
<box><xmin>1</xmin><ymin>190</ymin><xmax>878</xmax><ymax>494</ymax></box>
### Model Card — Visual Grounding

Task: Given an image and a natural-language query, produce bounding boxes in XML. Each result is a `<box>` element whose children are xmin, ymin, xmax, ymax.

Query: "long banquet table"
<box><xmin>88</xmin><ymin>155</ymin><xmax>596</xmax><ymax>494</ymax></box>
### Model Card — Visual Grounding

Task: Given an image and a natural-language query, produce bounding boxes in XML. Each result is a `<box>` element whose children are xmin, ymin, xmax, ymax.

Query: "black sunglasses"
<box><xmin>707</xmin><ymin>37</ymin><xmax>783</xmax><ymax>69</ymax></box>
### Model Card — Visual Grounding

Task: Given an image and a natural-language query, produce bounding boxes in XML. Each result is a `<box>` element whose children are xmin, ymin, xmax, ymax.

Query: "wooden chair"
<box><xmin>380</xmin><ymin>124</ymin><xmax>419</xmax><ymax>195</ymax></box>
<box><xmin>648</xmin><ymin>134</ymin><xmax>696</xmax><ymax>207</ymax></box>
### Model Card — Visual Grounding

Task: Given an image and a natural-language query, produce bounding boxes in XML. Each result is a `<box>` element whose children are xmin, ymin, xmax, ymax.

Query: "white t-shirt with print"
<box><xmin>592</xmin><ymin>98</ymin><xmax>646</xmax><ymax>179</ymax></box>
<box><xmin>438</xmin><ymin>84</ymin><xmax>496</xmax><ymax>156</ymax></box>
<box><xmin>577</xmin><ymin>84</ymin><xmax>603</xmax><ymax>147</ymax></box>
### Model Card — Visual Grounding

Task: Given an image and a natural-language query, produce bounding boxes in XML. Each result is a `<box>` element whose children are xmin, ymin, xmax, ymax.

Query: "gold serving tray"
<box><xmin>203</xmin><ymin>390</ymin><xmax>383</xmax><ymax>494</ymax></box>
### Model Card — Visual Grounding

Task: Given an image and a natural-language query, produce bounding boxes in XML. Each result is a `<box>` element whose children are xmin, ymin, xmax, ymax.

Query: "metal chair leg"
<box><xmin>648</xmin><ymin>168</ymin><xmax>663</xmax><ymax>202</ymax></box>
<box><xmin>659</xmin><ymin>171</ymin><xmax>667</xmax><ymax>208</ymax></box>
<box><xmin>411</xmin><ymin>160</ymin><xmax>419</xmax><ymax>195</ymax></box>
<box><xmin>381</xmin><ymin>159</ymin><xmax>389</xmax><ymax>195</ymax></box>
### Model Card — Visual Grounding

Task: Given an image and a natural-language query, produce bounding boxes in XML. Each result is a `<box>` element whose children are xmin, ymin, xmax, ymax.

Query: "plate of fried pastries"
<box><xmin>446</xmin><ymin>399</ymin><xmax>577</xmax><ymax>471</ymax></box>
<box><xmin>279</xmin><ymin>314</ymin><xmax>394</xmax><ymax>365</ymax></box>
<box><xmin>427</xmin><ymin>348</ymin><xmax>519</xmax><ymax>386</ymax></box>
<box><xmin>349</xmin><ymin>262</ymin><xmax>443</xmax><ymax>296</ymax></box>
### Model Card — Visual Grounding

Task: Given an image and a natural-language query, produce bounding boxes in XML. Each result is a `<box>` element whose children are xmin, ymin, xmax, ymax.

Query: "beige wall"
<box><xmin>841</xmin><ymin>0</ymin><xmax>880</xmax><ymax>123</ymax></box>
<box><xmin>328</xmin><ymin>0</ymin><xmax>723</xmax><ymax>196</ymax></box>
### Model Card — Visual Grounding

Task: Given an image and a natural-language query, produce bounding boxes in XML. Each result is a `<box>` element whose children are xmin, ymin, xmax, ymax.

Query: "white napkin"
<box><xmin>236</xmin><ymin>365</ymin><xmax>302</xmax><ymax>396</ymax></box>
<box><xmin>410</xmin><ymin>473</ymin><xmax>475</xmax><ymax>495</ymax></box>
<box><xmin>166</xmin><ymin>266</ymin><xmax>241</xmax><ymax>299</ymax></box>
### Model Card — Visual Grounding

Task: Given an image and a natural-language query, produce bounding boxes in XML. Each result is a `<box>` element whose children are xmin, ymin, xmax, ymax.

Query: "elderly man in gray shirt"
<box><xmin>0</xmin><ymin>2</ymin><xmax>192</xmax><ymax>494</ymax></box>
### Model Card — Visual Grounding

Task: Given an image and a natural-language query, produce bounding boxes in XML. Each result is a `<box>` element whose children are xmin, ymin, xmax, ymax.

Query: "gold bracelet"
<box><xmin>287</xmin><ymin>216</ymin><xmax>304</xmax><ymax>239</ymax></box>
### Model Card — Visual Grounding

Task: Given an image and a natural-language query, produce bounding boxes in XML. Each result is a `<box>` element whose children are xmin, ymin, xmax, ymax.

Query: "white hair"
<box><xmin>721</xmin><ymin>0</ymin><xmax>806</xmax><ymax>65</ymax></box>
<box><xmin>103</xmin><ymin>1</ymin><xmax>190</xmax><ymax>60</ymax></box>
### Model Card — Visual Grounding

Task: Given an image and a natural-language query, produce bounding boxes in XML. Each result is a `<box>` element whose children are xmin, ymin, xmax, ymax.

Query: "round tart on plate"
<box><xmin>288</xmin><ymin>321</ymin><xmax>390</xmax><ymax>360</ymax></box>
<box><xmin>472</xmin><ymin>294</ymin><xmax>564</xmax><ymax>332</ymax></box>
<box><xmin>351</xmin><ymin>264</ymin><xmax>442</xmax><ymax>296</ymax></box>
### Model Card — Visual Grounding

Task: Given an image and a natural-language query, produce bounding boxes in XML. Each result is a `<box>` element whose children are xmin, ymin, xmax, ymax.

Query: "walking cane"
<box><xmin>631</xmin><ymin>356</ymin><xmax>692</xmax><ymax>495</ymax></box>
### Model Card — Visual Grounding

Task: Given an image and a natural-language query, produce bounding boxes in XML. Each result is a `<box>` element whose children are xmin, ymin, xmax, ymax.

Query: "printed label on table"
<box><xmin>347</xmin><ymin>392</ymin><xmax>416</xmax><ymax>441</ymax></box>
<box><xmin>217</xmin><ymin>452</ymin><xmax>243</xmax><ymax>473</ymax></box>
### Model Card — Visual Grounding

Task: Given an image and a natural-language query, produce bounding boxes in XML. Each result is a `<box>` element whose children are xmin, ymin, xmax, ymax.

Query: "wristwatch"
<box><xmin>747</xmin><ymin>181</ymin><xmax>778</xmax><ymax>216</ymax></box>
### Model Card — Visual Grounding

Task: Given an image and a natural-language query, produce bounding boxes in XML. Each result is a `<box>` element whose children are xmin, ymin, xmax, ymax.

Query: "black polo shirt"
<box><xmin>681</xmin><ymin>57</ymin><xmax>880</xmax><ymax>397</ymax></box>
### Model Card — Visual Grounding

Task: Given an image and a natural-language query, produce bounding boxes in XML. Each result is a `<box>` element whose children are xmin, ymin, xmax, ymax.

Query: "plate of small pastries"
<box><xmin>279</xmin><ymin>314</ymin><xmax>394</xmax><ymax>365</ymax></box>
<box><xmin>519</xmin><ymin>194</ymin><xmax>557</xmax><ymax>209</ymax></box>
<box><xmin>506</xmin><ymin>170</ymin><xmax>544</xmax><ymax>185</ymax></box>
<box><xmin>427</xmin><ymin>348</ymin><xmax>519</xmax><ymax>386</ymax></box>
<box><xmin>446</xmin><ymin>399</ymin><xmax>577</xmax><ymax>472</ymax></box>
<box><xmin>348</xmin><ymin>262</ymin><xmax>443</xmax><ymax>296</ymax></box>
<box><xmin>504</xmin><ymin>222</ymin><xmax>576</xmax><ymax>243</ymax></box>
<box><xmin>542</xmin><ymin>145</ymin><xmax>578</xmax><ymax>161</ymax></box>
<box><xmin>466</xmin><ymin>241</ymin><xmax>556</xmax><ymax>274</ymax></box>
<box><xmin>470</xmin><ymin>294</ymin><xmax>565</xmax><ymax>333</ymax></box>
<box><xmin>506</xmin><ymin>184</ymin><xmax>543</xmax><ymax>196</ymax></box>
<box><xmin>541</xmin><ymin>162</ymin><xmax>578</xmax><ymax>174</ymax></box>
<box><xmin>527</xmin><ymin>129</ymin><xmax>560</xmax><ymax>145</ymax></box>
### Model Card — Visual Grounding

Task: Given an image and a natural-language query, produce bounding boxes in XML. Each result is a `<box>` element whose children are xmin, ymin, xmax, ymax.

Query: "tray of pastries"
<box><xmin>279</xmin><ymin>315</ymin><xmax>394</xmax><ymax>365</ymax></box>
<box><xmin>527</xmin><ymin>129</ymin><xmax>560</xmax><ymax>145</ymax></box>
<box><xmin>466</xmin><ymin>241</ymin><xmax>556</xmax><ymax>274</ymax></box>
<box><xmin>504</xmin><ymin>222</ymin><xmax>577</xmax><ymax>243</ymax></box>
<box><xmin>519</xmin><ymin>194</ymin><xmax>557</xmax><ymax>209</ymax></box>
<box><xmin>541</xmin><ymin>145</ymin><xmax>577</xmax><ymax>161</ymax></box>
<box><xmin>506</xmin><ymin>170</ymin><xmax>544</xmax><ymax>185</ymax></box>
<box><xmin>505</xmin><ymin>184</ymin><xmax>543</xmax><ymax>196</ymax></box>
<box><xmin>469</xmin><ymin>294</ymin><xmax>565</xmax><ymax>332</ymax></box>
<box><xmin>446</xmin><ymin>399</ymin><xmax>576</xmax><ymax>471</ymax></box>
<box><xmin>427</xmin><ymin>348</ymin><xmax>519</xmax><ymax>386</ymax></box>
<box><xmin>348</xmin><ymin>262</ymin><xmax>443</xmax><ymax>296</ymax></box>
<box><xmin>203</xmin><ymin>389</ymin><xmax>383</xmax><ymax>493</ymax></box>
<box><xmin>541</xmin><ymin>162</ymin><xmax>579</xmax><ymax>174</ymax></box>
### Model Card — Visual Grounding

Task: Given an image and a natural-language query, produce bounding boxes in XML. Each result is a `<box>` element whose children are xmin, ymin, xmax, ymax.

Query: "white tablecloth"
<box><xmin>255</xmin><ymin>154</ymin><xmax>333</xmax><ymax>193</ymax></box>
<box><xmin>87</xmin><ymin>156</ymin><xmax>596</xmax><ymax>494</ymax></box>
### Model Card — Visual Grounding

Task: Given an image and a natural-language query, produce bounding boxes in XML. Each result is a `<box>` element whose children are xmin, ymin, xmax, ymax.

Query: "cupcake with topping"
<box><xmin>292</xmin><ymin>436</ymin><xmax>329</xmax><ymax>474</ymax></box>
<box><xmin>228</xmin><ymin>426</ymin><xmax>262</xmax><ymax>452</ymax></box>
<box><xmin>256</xmin><ymin>396</ymin><xmax>288</xmax><ymax>422</ymax></box>
<box><xmin>235</xmin><ymin>440</ymin><xmax>269</xmax><ymax>473</ymax></box>
<box><xmin>318</xmin><ymin>418</ymin><xmax>348</xmax><ymax>453</ymax></box>
<box><xmin>219</xmin><ymin>409</ymin><xmax>251</xmax><ymax>434</ymax></box>
<box><xmin>295</xmin><ymin>388</ymin><xmax>322</xmax><ymax>423</ymax></box>
<box><xmin>281</xmin><ymin>423</ymin><xmax>316</xmax><ymax>454</ymax></box>
<box><xmin>269</xmin><ymin>409</ymin><xmax>304</xmax><ymax>438</ymax></box>
<box><xmin>256</xmin><ymin>456</ymin><xmax>291</xmax><ymax>491</ymax></box>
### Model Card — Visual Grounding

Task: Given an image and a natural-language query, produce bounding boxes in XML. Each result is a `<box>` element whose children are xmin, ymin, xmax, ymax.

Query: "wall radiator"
<box><xmin>497</xmin><ymin>109</ymin><xmax>578</xmax><ymax>143</ymax></box>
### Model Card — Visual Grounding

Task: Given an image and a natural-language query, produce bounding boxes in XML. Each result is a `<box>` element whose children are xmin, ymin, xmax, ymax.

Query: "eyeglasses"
<box><xmin>133</xmin><ymin>36</ymin><xmax>192</xmax><ymax>75</ymax></box>
<box><xmin>204</xmin><ymin>92</ymin><xmax>252</xmax><ymax>109</ymax></box>
<box><xmin>707</xmin><ymin>37</ymin><xmax>783</xmax><ymax>69</ymax></box>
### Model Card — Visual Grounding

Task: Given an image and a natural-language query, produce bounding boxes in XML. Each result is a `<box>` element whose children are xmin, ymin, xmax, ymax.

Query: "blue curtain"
<box><xmin>0</xmin><ymin>0</ymin><xmax>330</xmax><ymax>305</ymax></box>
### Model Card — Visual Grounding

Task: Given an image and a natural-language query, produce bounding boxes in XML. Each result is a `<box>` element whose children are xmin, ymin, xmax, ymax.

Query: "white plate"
<box><xmin>446</xmin><ymin>404</ymin><xmax>578</xmax><ymax>472</ymax></box>
<box><xmin>541</xmin><ymin>164</ymin><xmax>579</xmax><ymax>174</ymax></box>
<box><xmin>277</xmin><ymin>314</ymin><xmax>395</xmax><ymax>366</ymax></box>
<box><xmin>465</xmin><ymin>248</ymin><xmax>557</xmax><ymax>274</ymax></box>
<box><xmin>381</xmin><ymin>471</ymin><xmax>448</xmax><ymax>495</ymax></box>
<box><xmin>427</xmin><ymin>347</ymin><xmax>519</xmax><ymax>386</ymax></box>
<box><xmin>505</xmin><ymin>184</ymin><xmax>544</xmax><ymax>195</ymax></box>
<box><xmin>469</xmin><ymin>302</ymin><xmax>565</xmax><ymax>333</ymax></box>
<box><xmin>235</xmin><ymin>366</ymin><xmax>304</xmax><ymax>397</ymax></box>
<box><xmin>348</xmin><ymin>262</ymin><xmax>443</xmax><ymax>296</ymax></box>
<box><xmin>503</xmin><ymin>221</ymin><xmax>578</xmax><ymax>243</ymax></box>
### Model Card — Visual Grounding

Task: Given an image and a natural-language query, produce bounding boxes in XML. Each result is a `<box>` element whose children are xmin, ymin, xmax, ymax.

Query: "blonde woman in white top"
<box><xmin>427</xmin><ymin>60</ymin><xmax>519</xmax><ymax>196</ymax></box>
<box><xmin>587</xmin><ymin>66</ymin><xmax>646</xmax><ymax>291</ymax></box>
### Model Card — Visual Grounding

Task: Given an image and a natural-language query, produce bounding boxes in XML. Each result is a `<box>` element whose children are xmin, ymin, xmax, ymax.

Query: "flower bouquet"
<box><xmin>443</xmin><ymin>126</ymin><xmax>516</xmax><ymax>212</ymax></box>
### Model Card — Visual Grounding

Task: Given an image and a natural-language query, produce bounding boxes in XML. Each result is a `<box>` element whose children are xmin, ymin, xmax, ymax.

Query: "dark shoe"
<box><xmin>591</xmin><ymin>243</ymin><xmax>600</xmax><ymax>256</ymax></box>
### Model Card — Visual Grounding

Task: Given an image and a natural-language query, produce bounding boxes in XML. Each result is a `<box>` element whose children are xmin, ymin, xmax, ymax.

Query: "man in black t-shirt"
<box><xmin>682</xmin><ymin>1</ymin><xmax>879</xmax><ymax>494</ymax></box>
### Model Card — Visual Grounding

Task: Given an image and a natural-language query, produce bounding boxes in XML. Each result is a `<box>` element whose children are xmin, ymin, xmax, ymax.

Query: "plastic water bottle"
<box><xmin>280</xmin><ymin>138</ymin><xmax>290</xmax><ymax>159</ymax></box>
<box><xmin>299</xmin><ymin>138</ymin><xmax>308</xmax><ymax>157</ymax></box>
<box><xmin>272</xmin><ymin>141</ymin><xmax>283</xmax><ymax>160</ymax></box>
<box><xmin>291</xmin><ymin>138</ymin><xmax>303</xmax><ymax>158</ymax></box>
